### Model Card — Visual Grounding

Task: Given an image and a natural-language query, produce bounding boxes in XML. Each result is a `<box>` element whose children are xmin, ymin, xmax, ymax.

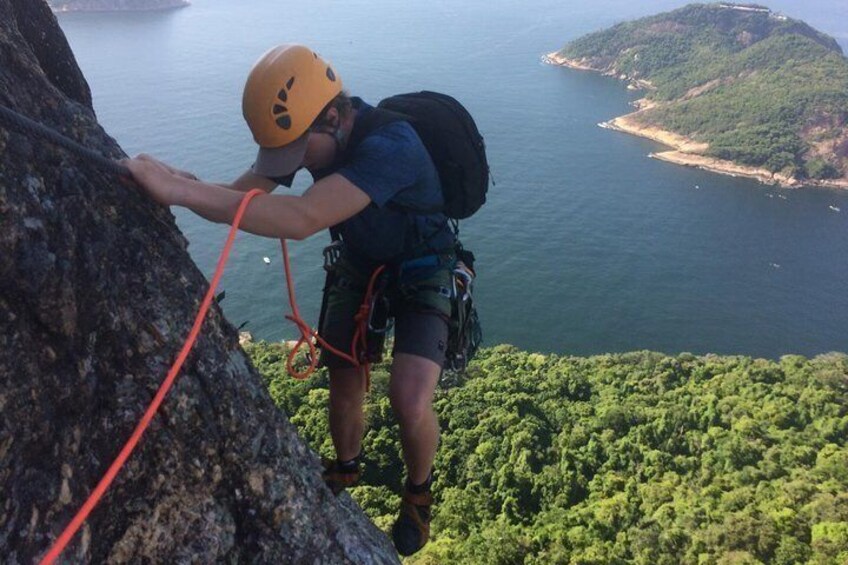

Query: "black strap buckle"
<box><xmin>323</xmin><ymin>240</ymin><xmax>343</xmax><ymax>272</ymax></box>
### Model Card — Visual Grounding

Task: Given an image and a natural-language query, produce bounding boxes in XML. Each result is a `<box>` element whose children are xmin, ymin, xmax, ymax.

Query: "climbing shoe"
<box><xmin>321</xmin><ymin>457</ymin><xmax>361</xmax><ymax>495</ymax></box>
<box><xmin>391</xmin><ymin>483</ymin><xmax>433</xmax><ymax>556</ymax></box>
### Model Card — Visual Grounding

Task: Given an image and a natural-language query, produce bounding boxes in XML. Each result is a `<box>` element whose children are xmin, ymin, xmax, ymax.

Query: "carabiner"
<box><xmin>453</xmin><ymin>262</ymin><xmax>474</xmax><ymax>301</ymax></box>
<box><xmin>368</xmin><ymin>294</ymin><xmax>394</xmax><ymax>334</ymax></box>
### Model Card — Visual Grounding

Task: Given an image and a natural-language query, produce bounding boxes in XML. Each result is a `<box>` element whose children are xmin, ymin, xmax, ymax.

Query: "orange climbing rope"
<box><xmin>280</xmin><ymin>237</ymin><xmax>384</xmax><ymax>388</ymax></box>
<box><xmin>0</xmin><ymin>105</ymin><xmax>385</xmax><ymax>561</ymax></box>
<box><xmin>40</xmin><ymin>188</ymin><xmax>381</xmax><ymax>564</ymax></box>
<box><xmin>39</xmin><ymin>188</ymin><xmax>264</xmax><ymax>564</ymax></box>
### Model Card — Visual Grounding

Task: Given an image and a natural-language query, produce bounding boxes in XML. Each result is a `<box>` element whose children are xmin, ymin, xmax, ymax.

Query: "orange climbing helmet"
<box><xmin>243</xmin><ymin>44</ymin><xmax>342</xmax><ymax>177</ymax></box>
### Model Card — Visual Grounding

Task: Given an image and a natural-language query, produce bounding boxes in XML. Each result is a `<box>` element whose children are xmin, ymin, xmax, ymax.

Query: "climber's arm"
<box><xmin>132</xmin><ymin>156</ymin><xmax>279</xmax><ymax>193</ymax></box>
<box><xmin>123</xmin><ymin>154</ymin><xmax>370</xmax><ymax>240</ymax></box>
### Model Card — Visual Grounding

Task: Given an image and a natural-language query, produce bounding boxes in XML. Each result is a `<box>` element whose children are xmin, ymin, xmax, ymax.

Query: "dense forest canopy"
<box><xmin>557</xmin><ymin>3</ymin><xmax>848</xmax><ymax>181</ymax></box>
<box><xmin>247</xmin><ymin>343</ymin><xmax>848</xmax><ymax>564</ymax></box>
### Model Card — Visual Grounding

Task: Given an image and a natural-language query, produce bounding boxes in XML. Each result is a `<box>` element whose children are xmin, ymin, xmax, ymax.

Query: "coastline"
<box><xmin>50</xmin><ymin>0</ymin><xmax>189</xmax><ymax>12</ymax></box>
<box><xmin>603</xmin><ymin>112</ymin><xmax>848</xmax><ymax>190</ymax></box>
<box><xmin>603</xmin><ymin>114</ymin><xmax>800</xmax><ymax>187</ymax></box>
<box><xmin>542</xmin><ymin>52</ymin><xmax>596</xmax><ymax>71</ymax></box>
<box><xmin>544</xmin><ymin>52</ymin><xmax>848</xmax><ymax>190</ymax></box>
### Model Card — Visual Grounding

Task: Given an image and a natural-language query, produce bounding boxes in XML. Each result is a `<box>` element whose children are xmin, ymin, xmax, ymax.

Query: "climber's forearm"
<box><xmin>176</xmin><ymin>179</ymin><xmax>317</xmax><ymax>240</ymax></box>
<box><xmin>124</xmin><ymin>155</ymin><xmax>371</xmax><ymax>241</ymax></box>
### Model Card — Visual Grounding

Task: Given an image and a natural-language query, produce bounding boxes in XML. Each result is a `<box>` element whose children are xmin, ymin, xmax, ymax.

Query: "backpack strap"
<box><xmin>342</xmin><ymin>106</ymin><xmax>408</xmax><ymax>160</ymax></box>
<box><xmin>334</xmin><ymin>104</ymin><xmax>456</xmax><ymax>260</ymax></box>
<box><xmin>344</xmin><ymin>107</ymin><xmax>444</xmax><ymax>217</ymax></box>
<box><xmin>328</xmin><ymin>107</ymin><xmax>403</xmax><ymax>244</ymax></box>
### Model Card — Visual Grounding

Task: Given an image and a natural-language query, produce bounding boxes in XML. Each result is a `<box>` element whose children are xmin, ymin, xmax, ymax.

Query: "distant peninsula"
<box><xmin>546</xmin><ymin>3</ymin><xmax>848</xmax><ymax>189</ymax></box>
<box><xmin>48</xmin><ymin>0</ymin><xmax>189</xmax><ymax>12</ymax></box>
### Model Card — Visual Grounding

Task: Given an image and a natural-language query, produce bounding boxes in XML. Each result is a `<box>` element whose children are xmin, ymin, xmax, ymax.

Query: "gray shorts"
<box><xmin>318</xmin><ymin>253</ymin><xmax>453</xmax><ymax>369</ymax></box>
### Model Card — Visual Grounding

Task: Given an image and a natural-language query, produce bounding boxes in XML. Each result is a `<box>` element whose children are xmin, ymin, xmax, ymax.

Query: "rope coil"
<box><xmin>280</xmin><ymin>237</ymin><xmax>383</xmax><ymax>387</ymax></box>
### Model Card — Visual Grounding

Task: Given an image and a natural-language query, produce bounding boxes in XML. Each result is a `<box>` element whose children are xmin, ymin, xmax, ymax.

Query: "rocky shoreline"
<box><xmin>601</xmin><ymin>115</ymin><xmax>800</xmax><ymax>187</ymax></box>
<box><xmin>49</xmin><ymin>0</ymin><xmax>189</xmax><ymax>12</ymax></box>
<box><xmin>545</xmin><ymin>53</ymin><xmax>848</xmax><ymax>191</ymax></box>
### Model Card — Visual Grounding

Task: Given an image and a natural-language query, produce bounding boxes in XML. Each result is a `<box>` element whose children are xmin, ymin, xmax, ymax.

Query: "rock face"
<box><xmin>0</xmin><ymin>1</ymin><xmax>399</xmax><ymax>563</ymax></box>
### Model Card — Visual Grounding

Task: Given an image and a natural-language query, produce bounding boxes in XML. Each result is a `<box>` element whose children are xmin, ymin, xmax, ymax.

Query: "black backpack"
<box><xmin>347</xmin><ymin>91</ymin><xmax>490</xmax><ymax>219</ymax></box>
<box><xmin>335</xmin><ymin>93</ymin><xmax>486</xmax><ymax>373</ymax></box>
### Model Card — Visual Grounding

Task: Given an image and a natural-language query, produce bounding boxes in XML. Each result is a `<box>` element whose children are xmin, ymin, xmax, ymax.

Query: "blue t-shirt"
<box><xmin>334</xmin><ymin>99</ymin><xmax>454</xmax><ymax>262</ymax></box>
<box><xmin>266</xmin><ymin>99</ymin><xmax>454</xmax><ymax>263</ymax></box>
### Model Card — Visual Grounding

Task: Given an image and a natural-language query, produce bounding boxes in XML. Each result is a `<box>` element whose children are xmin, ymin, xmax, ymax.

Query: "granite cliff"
<box><xmin>0</xmin><ymin>0</ymin><xmax>397</xmax><ymax>562</ymax></box>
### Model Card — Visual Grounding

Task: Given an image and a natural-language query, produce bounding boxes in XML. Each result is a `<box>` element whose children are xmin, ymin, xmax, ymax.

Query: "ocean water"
<box><xmin>56</xmin><ymin>0</ymin><xmax>848</xmax><ymax>359</ymax></box>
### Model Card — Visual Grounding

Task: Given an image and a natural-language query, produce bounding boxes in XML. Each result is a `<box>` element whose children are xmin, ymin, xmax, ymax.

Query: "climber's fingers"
<box><xmin>136</xmin><ymin>153</ymin><xmax>198</xmax><ymax>180</ymax></box>
<box><xmin>121</xmin><ymin>155</ymin><xmax>184</xmax><ymax>207</ymax></box>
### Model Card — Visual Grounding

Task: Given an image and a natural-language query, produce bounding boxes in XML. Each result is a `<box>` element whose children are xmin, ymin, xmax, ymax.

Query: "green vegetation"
<box><xmin>247</xmin><ymin>342</ymin><xmax>848</xmax><ymax>564</ymax></box>
<box><xmin>558</xmin><ymin>3</ymin><xmax>848</xmax><ymax>180</ymax></box>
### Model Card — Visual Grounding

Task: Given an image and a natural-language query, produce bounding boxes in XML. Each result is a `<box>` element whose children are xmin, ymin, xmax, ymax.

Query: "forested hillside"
<box><xmin>554</xmin><ymin>3</ymin><xmax>848</xmax><ymax>183</ymax></box>
<box><xmin>247</xmin><ymin>343</ymin><xmax>848</xmax><ymax>564</ymax></box>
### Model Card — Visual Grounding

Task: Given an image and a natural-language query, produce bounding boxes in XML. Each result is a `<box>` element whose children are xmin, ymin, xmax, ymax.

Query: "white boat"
<box><xmin>263</xmin><ymin>256</ymin><xmax>271</xmax><ymax>264</ymax></box>
<box><xmin>829</xmin><ymin>206</ymin><xmax>841</xmax><ymax>212</ymax></box>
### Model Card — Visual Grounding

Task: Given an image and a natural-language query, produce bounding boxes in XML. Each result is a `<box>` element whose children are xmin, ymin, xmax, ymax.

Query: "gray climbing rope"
<box><xmin>0</xmin><ymin>104</ymin><xmax>130</xmax><ymax>177</ymax></box>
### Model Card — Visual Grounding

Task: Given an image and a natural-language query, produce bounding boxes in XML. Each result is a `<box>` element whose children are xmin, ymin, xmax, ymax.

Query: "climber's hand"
<box><xmin>131</xmin><ymin>153</ymin><xmax>196</xmax><ymax>179</ymax></box>
<box><xmin>159</xmin><ymin>160</ymin><xmax>199</xmax><ymax>181</ymax></box>
<box><xmin>122</xmin><ymin>154</ymin><xmax>189</xmax><ymax>206</ymax></box>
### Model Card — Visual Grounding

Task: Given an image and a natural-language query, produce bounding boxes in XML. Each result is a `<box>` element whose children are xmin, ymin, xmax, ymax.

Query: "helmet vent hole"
<box><xmin>326</xmin><ymin>67</ymin><xmax>336</xmax><ymax>82</ymax></box>
<box><xmin>275</xmin><ymin>115</ymin><xmax>292</xmax><ymax>130</ymax></box>
<box><xmin>277</xmin><ymin>89</ymin><xmax>288</xmax><ymax>102</ymax></box>
<box><xmin>273</xmin><ymin>104</ymin><xmax>287</xmax><ymax>114</ymax></box>
<box><xmin>286</xmin><ymin>77</ymin><xmax>296</xmax><ymax>90</ymax></box>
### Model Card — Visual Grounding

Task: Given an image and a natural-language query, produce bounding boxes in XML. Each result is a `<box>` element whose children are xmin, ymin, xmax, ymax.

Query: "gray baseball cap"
<box><xmin>252</xmin><ymin>132</ymin><xmax>309</xmax><ymax>178</ymax></box>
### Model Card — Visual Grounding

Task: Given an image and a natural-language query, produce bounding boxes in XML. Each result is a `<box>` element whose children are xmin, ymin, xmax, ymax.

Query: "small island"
<box><xmin>48</xmin><ymin>0</ymin><xmax>189</xmax><ymax>12</ymax></box>
<box><xmin>546</xmin><ymin>3</ymin><xmax>848</xmax><ymax>189</ymax></box>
